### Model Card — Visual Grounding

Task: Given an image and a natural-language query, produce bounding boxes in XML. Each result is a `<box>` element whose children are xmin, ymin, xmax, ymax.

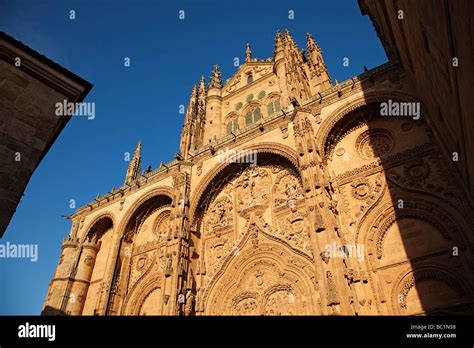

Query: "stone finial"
<box><xmin>133</xmin><ymin>140</ymin><xmax>141</xmax><ymax>159</ymax></box>
<box><xmin>124</xmin><ymin>140</ymin><xmax>142</xmax><ymax>185</ymax></box>
<box><xmin>274</xmin><ymin>31</ymin><xmax>283</xmax><ymax>58</ymax></box>
<box><xmin>209</xmin><ymin>64</ymin><xmax>222</xmax><ymax>89</ymax></box>
<box><xmin>198</xmin><ymin>75</ymin><xmax>206</xmax><ymax>95</ymax></box>
<box><xmin>306</xmin><ymin>32</ymin><xmax>320</xmax><ymax>52</ymax></box>
<box><xmin>283</xmin><ymin>28</ymin><xmax>295</xmax><ymax>43</ymax></box>
<box><xmin>190</xmin><ymin>83</ymin><xmax>197</xmax><ymax>98</ymax></box>
<box><xmin>245</xmin><ymin>42</ymin><xmax>252</xmax><ymax>62</ymax></box>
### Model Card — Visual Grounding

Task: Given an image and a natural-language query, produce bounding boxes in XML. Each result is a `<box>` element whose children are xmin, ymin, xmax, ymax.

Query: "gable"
<box><xmin>222</xmin><ymin>62</ymin><xmax>274</xmax><ymax>97</ymax></box>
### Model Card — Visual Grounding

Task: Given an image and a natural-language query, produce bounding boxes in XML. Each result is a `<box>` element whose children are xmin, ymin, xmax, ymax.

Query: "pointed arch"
<box><xmin>115</xmin><ymin>186</ymin><xmax>174</xmax><ymax>240</ymax></box>
<box><xmin>202</xmin><ymin>216</ymin><xmax>318</xmax><ymax>315</ymax></box>
<box><xmin>316</xmin><ymin>90</ymin><xmax>426</xmax><ymax>161</ymax></box>
<box><xmin>82</xmin><ymin>212</ymin><xmax>115</xmax><ymax>242</ymax></box>
<box><xmin>391</xmin><ymin>266</ymin><xmax>470</xmax><ymax>315</ymax></box>
<box><xmin>189</xmin><ymin>143</ymin><xmax>299</xmax><ymax>225</ymax></box>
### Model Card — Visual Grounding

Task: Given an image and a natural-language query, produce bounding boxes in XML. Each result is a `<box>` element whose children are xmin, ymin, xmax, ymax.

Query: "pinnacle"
<box><xmin>245</xmin><ymin>42</ymin><xmax>252</xmax><ymax>62</ymax></box>
<box><xmin>198</xmin><ymin>76</ymin><xmax>206</xmax><ymax>93</ymax></box>
<box><xmin>209</xmin><ymin>64</ymin><xmax>222</xmax><ymax>88</ymax></box>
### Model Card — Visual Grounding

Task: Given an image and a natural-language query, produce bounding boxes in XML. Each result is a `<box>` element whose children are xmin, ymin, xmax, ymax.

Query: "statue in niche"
<box><xmin>274</xmin><ymin>170</ymin><xmax>304</xmax><ymax>208</ymax></box>
<box><xmin>154</xmin><ymin>213</ymin><xmax>170</xmax><ymax>242</ymax></box>
<box><xmin>205</xmin><ymin>196</ymin><xmax>233</xmax><ymax>233</ymax></box>
<box><xmin>234</xmin><ymin>167</ymin><xmax>269</xmax><ymax>211</ymax></box>
<box><xmin>184</xmin><ymin>290</ymin><xmax>195</xmax><ymax>316</ymax></box>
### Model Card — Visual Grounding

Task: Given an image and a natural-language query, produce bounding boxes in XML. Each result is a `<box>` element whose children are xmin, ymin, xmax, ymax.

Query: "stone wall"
<box><xmin>0</xmin><ymin>32</ymin><xmax>92</xmax><ymax>237</ymax></box>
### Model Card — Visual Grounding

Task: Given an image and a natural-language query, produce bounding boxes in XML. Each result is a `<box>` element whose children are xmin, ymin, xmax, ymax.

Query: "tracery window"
<box><xmin>267</xmin><ymin>98</ymin><xmax>281</xmax><ymax>117</ymax></box>
<box><xmin>247</xmin><ymin>74</ymin><xmax>253</xmax><ymax>84</ymax></box>
<box><xmin>245</xmin><ymin>106</ymin><xmax>262</xmax><ymax>126</ymax></box>
<box><xmin>226</xmin><ymin>117</ymin><xmax>239</xmax><ymax>134</ymax></box>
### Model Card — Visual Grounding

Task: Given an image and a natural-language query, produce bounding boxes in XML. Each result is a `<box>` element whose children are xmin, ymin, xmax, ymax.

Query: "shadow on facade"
<box><xmin>41</xmin><ymin>306</ymin><xmax>68</xmax><ymax>316</ymax></box>
<box><xmin>321</xmin><ymin>73</ymin><xmax>474</xmax><ymax>315</ymax></box>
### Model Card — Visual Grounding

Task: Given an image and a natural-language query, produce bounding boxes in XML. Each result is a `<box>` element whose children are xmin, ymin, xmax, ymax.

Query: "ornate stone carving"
<box><xmin>273</xmin><ymin>169</ymin><xmax>304</xmax><ymax>208</ymax></box>
<box><xmin>276</xmin><ymin>209</ymin><xmax>311</xmax><ymax>253</ymax></box>
<box><xmin>153</xmin><ymin>210</ymin><xmax>171</xmax><ymax>242</ymax></box>
<box><xmin>233</xmin><ymin>293</ymin><xmax>259</xmax><ymax>315</ymax></box>
<box><xmin>333</xmin><ymin>143</ymin><xmax>435</xmax><ymax>186</ymax></box>
<box><xmin>335</xmin><ymin>147</ymin><xmax>345</xmax><ymax>156</ymax></box>
<box><xmin>356</xmin><ymin>129</ymin><xmax>394</xmax><ymax>159</ymax></box>
<box><xmin>350</xmin><ymin>178</ymin><xmax>372</xmax><ymax>200</ymax></box>
<box><xmin>165</xmin><ymin>256</ymin><xmax>173</xmax><ymax>277</ymax></box>
<box><xmin>401</xmin><ymin>122</ymin><xmax>412</xmax><ymax>132</ymax></box>
<box><xmin>320</xmin><ymin>251</ymin><xmax>330</xmax><ymax>264</ymax></box>
<box><xmin>403</xmin><ymin>158</ymin><xmax>430</xmax><ymax>181</ymax></box>
<box><xmin>234</xmin><ymin>167</ymin><xmax>270</xmax><ymax>213</ymax></box>
<box><xmin>253</xmin><ymin>66</ymin><xmax>271</xmax><ymax>75</ymax></box>
<box><xmin>184</xmin><ymin>290</ymin><xmax>195</xmax><ymax>315</ymax></box>
<box><xmin>225</xmin><ymin>74</ymin><xmax>242</xmax><ymax>93</ymax></box>
<box><xmin>369</xmin><ymin>203</ymin><xmax>456</xmax><ymax>260</ymax></box>
<box><xmin>326</xmin><ymin>271</ymin><xmax>339</xmax><ymax>306</ymax></box>
<box><xmin>205</xmin><ymin>196</ymin><xmax>233</xmax><ymax>234</ymax></box>
<box><xmin>398</xmin><ymin>269</ymin><xmax>465</xmax><ymax>309</ymax></box>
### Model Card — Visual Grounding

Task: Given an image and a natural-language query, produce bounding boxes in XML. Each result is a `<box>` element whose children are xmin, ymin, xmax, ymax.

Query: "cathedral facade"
<box><xmin>43</xmin><ymin>31</ymin><xmax>474</xmax><ymax>316</ymax></box>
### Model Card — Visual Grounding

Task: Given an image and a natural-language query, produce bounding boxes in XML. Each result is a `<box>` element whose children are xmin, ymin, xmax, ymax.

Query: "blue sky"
<box><xmin>0</xmin><ymin>0</ymin><xmax>386</xmax><ymax>315</ymax></box>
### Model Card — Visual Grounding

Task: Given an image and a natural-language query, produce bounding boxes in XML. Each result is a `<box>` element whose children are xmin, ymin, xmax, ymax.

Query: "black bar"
<box><xmin>0</xmin><ymin>316</ymin><xmax>473</xmax><ymax>346</ymax></box>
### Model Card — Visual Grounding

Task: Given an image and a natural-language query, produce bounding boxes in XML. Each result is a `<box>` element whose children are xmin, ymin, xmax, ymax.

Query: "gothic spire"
<box><xmin>124</xmin><ymin>140</ymin><xmax>142</xmax><ymax>185</ymax></box>
<box><xmin>198</xmin><ymin>75</ymin><xmax>206</xmax><ymax>96</ymax></box>
<box><xmin>273</xmin><ymin>31</ymin><xmax>283</xmax><ymax>59</ymax></box>
<box><xmin>283</xmin><ymin>29</ymin><xmax>296</xmax><ymax>47</ymax></box>
<box><xmin>245</xmin><ymin>42</ymin><xmax>252</xmax><ymax>62</ymax></box>
<box><xmin>306</xmin><ymin>32</ymin><xmax>317</xmax><ymax>51</ymax></box>
<box><xmin>304</xmin><ymin>32</ymin><xmax>332</xmax><ymax>93</ymax></box>
<box><xmin>183</xmin><ymin>84</ymin><xmax>197</xmax><ymax>124</ymax></box>
<box><xmin>133</xmin><ymin>140</ymin><xmax>141</xmax><ymax>158</ymax></box>
<box><xmin>209</xmin><ymin>64</ymin><xmax>222</xmax><ymax>89</ymax></box>
<box><xmin>305</xmin><ymin>32</ymin><xmax>330</xmax><ymax>79</ymax></box>
<box><xmin>196</xmin><ymin>76</ymin><xmax>206</xmax><ymax>124</ymax></box>
<box><xmin>180</xmin><ymin>84</ymin><xmax>198</xmax><ymax>157</ymax></box>
<box><xmin>190</xmin><ymin>83</ymin><xmax>197</xmax><ymax>98</ymax></box>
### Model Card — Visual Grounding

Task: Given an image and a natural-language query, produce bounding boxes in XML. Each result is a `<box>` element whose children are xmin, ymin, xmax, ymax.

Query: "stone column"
<box><xmin>42</xmin><ymin>236</ymin><xmax>80</xmax><ymax>315</ymax></box>
<box><xmin>95</xmin><ymin>229</ymin><xmax>120</xmax><ymax>315</ymax></box>
<box><xmin>292</xmin><ymin>108</ymin><xmax>355</xmax><ymax>315</ymax></box>
<box><xmin>66</xmin><ymin>239</ymin><xmax>101</xmax><ymax>315</ymax></box>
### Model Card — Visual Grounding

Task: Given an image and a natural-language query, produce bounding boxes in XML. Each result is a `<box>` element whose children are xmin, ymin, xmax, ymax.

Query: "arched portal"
<box><xmin>320</xmin><ymin>94</ymin><xmax>474</xmax><ymax>315</ymax></box>
<box><xmin>81</xmin><ymin>214</ymin><xmax>114</xmax><ymax>315</ymax></box>
<box><xmin>106</xmin><ymin>190</ymin><xmax>173</xmax><ymax>316</ymax></box>
<box><xmin>190</xmin><ymin>149</ymin><xmax>320</xmax><ymax>315</ymax></box>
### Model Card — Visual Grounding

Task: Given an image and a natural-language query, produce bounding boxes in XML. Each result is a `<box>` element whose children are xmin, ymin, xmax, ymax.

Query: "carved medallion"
<box><xmin>401</xmin><ymin>122</ymin><xmax>412</xmax><ymax>132</ymax></box>
<box><xmin>84</xmin><ymin>256</ymin><xmax>94</xmax><ymax>267</ymax></box>
<box><xmin>274</xmin><ymin>170</ymin><xmax>304</xmax><ymax>209</ymax></box>
<box><xmin>136</xmin><ymin>256</ymin><xmax>147</xmax><ymax>271</ymax></box>
<box><xmin>356</xmin><ymin>129</ymin><xmax>393</xmax><ymax>159</ymax></box>
<box><xmin>336</xmin><ymin>147</ymin><xmax>345</xmax><ymax>156</ymax></box>
<box><xmin>350</xmin><ymin>178</ymin><xmax>372</xmax><ymax>200</ymax></box>
<box><xmin>404</xmin><ymin>160</ymin><xmax>430</xmax><ymax>181</ymax></box>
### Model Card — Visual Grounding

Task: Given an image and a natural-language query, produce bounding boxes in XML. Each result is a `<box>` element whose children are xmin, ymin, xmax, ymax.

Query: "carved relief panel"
<box><xmin>198</xmin><ymin>161</ymin><xmax>317</xmax><ymax>314</ymax></box>
<box><xmin>326</xmin><ymin>106</ymin><xmax>473</xmax><ymax>315</ymax></box>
